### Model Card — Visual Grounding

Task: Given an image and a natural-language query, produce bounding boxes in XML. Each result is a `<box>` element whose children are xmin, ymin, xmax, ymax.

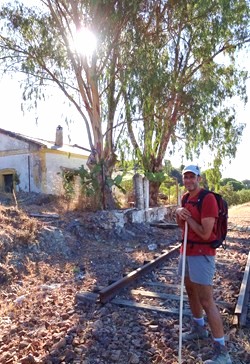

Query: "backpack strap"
<box><xmin>182</xmin><ymin>189</ymin><xmax>211</xmax><ymax>211</ymax></box>
<box><xmin>181</xmin><ymin>193</ymin><xmax>189</xmax><ymax>207</ymax></box>
<box><xmin>195</xmin><ymin>189</ymin><xmax>211</xmax><ymax>212</ymax></box>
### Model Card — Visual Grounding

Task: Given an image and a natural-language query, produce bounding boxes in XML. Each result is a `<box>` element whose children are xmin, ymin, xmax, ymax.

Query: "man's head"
<box><xmin>182</xmin><ymin>165</ymin><xmax>201</xmax><ymax>193</ymax></box>
<box><xmin>182</xmin><ymin>165</ymin><xmax>201</xmax><ymax>176</ymax></box>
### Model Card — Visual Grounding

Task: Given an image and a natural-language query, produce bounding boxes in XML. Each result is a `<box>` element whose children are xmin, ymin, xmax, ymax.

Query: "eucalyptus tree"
<box><xmin>120</xmin><ymin>0</ymin><xmax>250</xmax><ymax>205</ymax></box>
<box><xmin>0</xmin><ymin>0</ymin><xmax>143</xmax><ymax>209</ymax></box>
<box><xmin>1</xmin><ymin>1</ymin><xmax>250</xmax><ymax>209</ymax></box>
<box><xmin>203</xmin><ymin>168</ymin><xmax>222</xmax><ymax>192</ymax></box>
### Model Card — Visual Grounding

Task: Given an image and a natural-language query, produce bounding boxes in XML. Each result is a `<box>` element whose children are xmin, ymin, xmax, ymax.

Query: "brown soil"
<box><xmin>0</xmin><ymin>192</ymin><xmax>249</xmax><ymax>364</ymax></box>
<box><xmin>228</xmin><ymin>202</ymin><xmax>250</xmax><ymax>226</ymax></box>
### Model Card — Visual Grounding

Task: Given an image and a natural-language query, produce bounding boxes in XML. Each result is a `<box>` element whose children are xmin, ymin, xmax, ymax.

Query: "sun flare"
<box><xmin>70</xmin><ymin>27</ymin><xmax>97</xmax><ymax>58</ymax></box>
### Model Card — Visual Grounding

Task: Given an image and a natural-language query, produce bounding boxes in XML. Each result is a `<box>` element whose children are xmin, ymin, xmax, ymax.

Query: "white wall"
<box><xmin>45</xmin><ymin>151</ymin><xmax>88</xmax><ymax>195</ymax></box>
<box><xmin>0</xmin><ymin>153</ymin><xmax>29</xmax><ymax>190</ymax></box>
<box><xmin>0</xmin><ymin>132</ymin><xmax>88</xmax><ymax>195</ymax></box>
<box><xmin>0</xmin><ymin>134</ymin><xmax>30</xmax><ymax>151</ymax></box>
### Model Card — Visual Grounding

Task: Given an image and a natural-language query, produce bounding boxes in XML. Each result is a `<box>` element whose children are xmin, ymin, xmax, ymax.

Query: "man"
<box><xmin>176</xmin><ymin>165</ymin><xmax>231</xmax><ymax>364</ymax></box>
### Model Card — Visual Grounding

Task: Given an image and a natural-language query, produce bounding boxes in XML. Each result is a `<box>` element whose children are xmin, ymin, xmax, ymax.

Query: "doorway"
<box><xmin>4</xmin><ymin>174</ymin><xmax>14</xmax><ymax>193</ymax></box>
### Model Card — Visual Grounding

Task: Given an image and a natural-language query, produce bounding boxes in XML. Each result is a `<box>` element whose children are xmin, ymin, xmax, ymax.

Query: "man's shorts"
<box><xmin>178</xmin><ymin>255</ymin><xmax>215</xmax><ymax>286</ymax></box>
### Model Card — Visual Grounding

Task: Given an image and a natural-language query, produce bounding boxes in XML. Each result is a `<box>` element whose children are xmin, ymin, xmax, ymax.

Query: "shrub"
<box><xmin>218</xmin><ymin>184</ymin><xmax>238</xmax><ymax>206</ymax></box>
<box><xmin>236</xmin><ymin>189</ymin><xmax>250</xmax><ymax>205</ymax></box>
<box><xmin>219</xmin><ymin>185</ymin><xmax>250</xmax><ymax>206</ymax></box>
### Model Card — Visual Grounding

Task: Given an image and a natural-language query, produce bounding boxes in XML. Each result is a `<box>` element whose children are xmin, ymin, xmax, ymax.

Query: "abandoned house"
<box><xmin>0</xmin><ymin>125</ymin><xmax>90</xmax><ymax>195</ymax></box>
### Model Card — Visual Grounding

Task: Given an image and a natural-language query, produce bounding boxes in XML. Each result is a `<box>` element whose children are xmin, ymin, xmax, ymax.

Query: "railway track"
<box><xmin>77</xmin><ymin>240</ymin><xmax>250</xmax><ymax>328</ymax></box>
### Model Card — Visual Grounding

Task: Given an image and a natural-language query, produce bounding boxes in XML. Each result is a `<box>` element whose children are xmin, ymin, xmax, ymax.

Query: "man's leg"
<box><xmin>182</xmin><ymin>276</ymin><xmax>208</xmax><ymax>341</ymax></box>
<box><xmin>181</xmin><ymin>256</ymin><xmax>232</xmax><ymax>362</ymax></box>
<box><xmin>185</xmin><ymin>276</ymin><xmax>204</xmax><ymax>318</ymax></box>
<box><xmin>196</xmin><ymin>283</ymin><xmax>224</xmax><ymax>339</ymax></box>
<box><xmin>196</xmin><ymin>283</ymin><xmax>232</xmax><ymax>364</ymax></box>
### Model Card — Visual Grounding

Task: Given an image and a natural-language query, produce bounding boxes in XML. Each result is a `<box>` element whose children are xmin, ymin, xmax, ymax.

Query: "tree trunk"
<box><xmin>87</xmin><ymin>149</ymin><xmax>117</xmax><ymax>210</ymax></box>
<box><xmin>149</xmin><ymin>181</ymin><xmax>161</xmax><ymax>207</ymax></box>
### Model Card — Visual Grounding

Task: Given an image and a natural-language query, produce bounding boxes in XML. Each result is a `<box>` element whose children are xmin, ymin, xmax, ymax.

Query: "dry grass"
<box><xmin>228</xmin><ymin>202</ymin><xmax>250</xmax><ymax>217</ymax></box>
<box><xmin>0</xmin><ymin>206</ymin><xmax>39</xmax><ymax>246</ymax></box>
<box><xmin>228</xmin><ymin>202</ymin><xmax>250</xmax><ymax>227</ymax></box>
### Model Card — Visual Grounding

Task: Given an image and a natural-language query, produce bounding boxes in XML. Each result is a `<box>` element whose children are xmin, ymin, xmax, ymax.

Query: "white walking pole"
<box><xmin>178</xmin><ymin>221</ymin><xmax>188</xmax><ymax>364</ymax></box>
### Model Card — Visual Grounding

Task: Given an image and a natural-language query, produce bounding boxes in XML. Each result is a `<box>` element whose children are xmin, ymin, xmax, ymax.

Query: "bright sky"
<box><xmin>0</xmin><ymin>0</ymin><xmax>93</xmax><ymax>148</ymax></box>
<box><xmin>0</xmin><ymin>74</ymin><xmax>89</xmax><ymax>146</ymax></box>
<box><xmin>207</xmin><ymin>101</ymin><xmax>250</xmax><ymax>181</ymax></box>
<box><xmin>0</xmin><ymin>0</ymin><xmax>249</xmax><ymax>182</ymax></box>
<box><xmin>175</xmin><ymin>82</ymin><xmax>250</xmax><ymax>182</ymax></box>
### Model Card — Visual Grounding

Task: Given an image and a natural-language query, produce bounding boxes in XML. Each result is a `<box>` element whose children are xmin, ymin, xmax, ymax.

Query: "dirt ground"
<box><xmin>0</xmin><ymin>193</ymin><xmax>249</xmax><ymax>363</ymax></box>
<box><xmin>228</xmin><ymin>202</ymin><xmax>250</xmax><ymax>221</ymax></box>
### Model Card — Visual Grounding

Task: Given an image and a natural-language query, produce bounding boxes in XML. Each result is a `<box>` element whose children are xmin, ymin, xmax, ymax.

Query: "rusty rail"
<box><xmin>77</xmin><ymin>245</ymin><xmax>250</xmax><ymax>327</ymax></box>
<box><xmin>234</xmin><ymin>250</ymin><xmax>250</xmax><ymax>327</ymax></box>
<box><xmin>99</xmin><ymin>245</ymin><xmax>180</xmax><ymax>303</ymax></box>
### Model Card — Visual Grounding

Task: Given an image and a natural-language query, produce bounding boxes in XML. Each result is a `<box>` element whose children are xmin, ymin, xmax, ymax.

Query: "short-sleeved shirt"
<box><xmin>180</xmin><ymin>189</ymin><xmax>218</xmax><ymax>256</ymax></box>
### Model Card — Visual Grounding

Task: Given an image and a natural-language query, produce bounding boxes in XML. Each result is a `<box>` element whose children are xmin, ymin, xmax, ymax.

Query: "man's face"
<box><xmin>182</xmin><ymin>172</ymin><xmax>200</xmax><ymax>192</ymax></box>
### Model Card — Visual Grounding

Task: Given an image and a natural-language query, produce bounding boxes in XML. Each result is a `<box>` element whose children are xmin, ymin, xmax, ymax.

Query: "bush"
<box><xmin>218</xmin><ymin>185</ymin><xmax>238</xmax><ymax>206</ymax></box>
<box><xmin>219</xmin><ymin>185</ymin><xmax>250</xmax><ymax>206</ymax></box>
<box><xmin>236</xmin><ymin>189</ymin><xmax>250</xmax><ymax>205</ymax></box>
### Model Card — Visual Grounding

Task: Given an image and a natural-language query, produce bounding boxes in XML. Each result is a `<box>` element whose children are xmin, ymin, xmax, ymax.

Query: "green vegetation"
<box><xmin>62</xmin><ymin>164</ymin><xmax>125</xmax><ymax>209</ymax></box>
<box><xmin>218</xmin><ymin>184</ymin><xmax>250</xmax><ymax>206</ymax></box>
<box><xmin>220</xmin><ymin>178</ymin><xmax>245</xmax><ymax>191</ymax></box>
<box><xmin>0</xmin><ymin>1</ymin><xmax>249</xmax><ymax>208</ymax></box>
<box><xmin>157</xmin><ymin>161</ymin><xmax>250</xmax><ymax>207</ymax></box>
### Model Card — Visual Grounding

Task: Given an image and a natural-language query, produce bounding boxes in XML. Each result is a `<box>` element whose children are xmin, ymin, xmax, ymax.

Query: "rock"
<box><xmin>148</xmin><ymin>243</ymin><xmax>158</xmax><ymax>251</ymax></box>
<box><xmin>63</xmin><ymin>349</ymin><xmax>76</xmax><ymax>362</ymax></box>
<box><xmin>129</xmin><ymin>352</ymin><xmax>140</xmax><ymax>364</ymax></box>
<box><xmin>51</xmin><ymin>338</ymin><xmax>67</xmax><ymax>351</ymax></box>
<box><xmin>131</xmin><ymin>338</ymin><xmax>141</xmax><ymax>348</ymax></box>
<box><xmin>110</xmin><ymin>349</ymin><xmax>122</xmax><ymax>361</ymax></box>
<box><xmin>19</xmin><ymin>341</ymin><xmax>30</xmax><ymax>349</ymax></box>
<box><xmin>20</xmin><ymin>354</ymin><xmax>36</xmax><ymax>364</ymax></box>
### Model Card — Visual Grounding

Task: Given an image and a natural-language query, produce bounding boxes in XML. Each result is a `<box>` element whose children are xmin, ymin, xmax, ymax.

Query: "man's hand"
<box><xmin>176</xmin><ymin>207</ymin><xmax>192</xmax><ymax>221</ymax></box>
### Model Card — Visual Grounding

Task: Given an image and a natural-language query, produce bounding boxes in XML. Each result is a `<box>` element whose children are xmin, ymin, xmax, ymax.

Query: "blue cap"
<box><xmin>182</xmin><ymin>165</ymin><xmax>201</xmax><ymax>176</ymax></box>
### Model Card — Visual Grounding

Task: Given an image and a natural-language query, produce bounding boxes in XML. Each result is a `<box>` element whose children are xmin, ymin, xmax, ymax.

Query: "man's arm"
<box><xmin>186</xmin><ymin>216</ymin><xmax>215</xmax><ymax>240</ymax></box>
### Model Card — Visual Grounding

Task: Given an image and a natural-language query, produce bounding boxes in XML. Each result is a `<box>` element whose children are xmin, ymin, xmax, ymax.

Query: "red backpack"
<box><xmin>182</xmin><ymin>189</ymin><xmax>228</xmax><ymax>249</ymax></box>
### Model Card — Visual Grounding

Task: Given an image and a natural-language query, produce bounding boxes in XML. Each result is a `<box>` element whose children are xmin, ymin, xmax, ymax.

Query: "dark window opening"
<box><xmin>4</xmin><ymin>174</ymin><xmax>14</xmax><ymax>193</ymax></box>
